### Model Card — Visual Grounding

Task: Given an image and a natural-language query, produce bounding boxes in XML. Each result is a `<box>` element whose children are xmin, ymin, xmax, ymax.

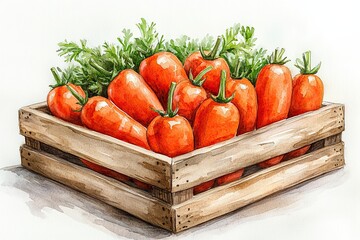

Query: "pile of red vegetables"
<box><xmin>47</xmin><ymin>19</ymin><xmax>324</xmax><ymax>194</ymax></box>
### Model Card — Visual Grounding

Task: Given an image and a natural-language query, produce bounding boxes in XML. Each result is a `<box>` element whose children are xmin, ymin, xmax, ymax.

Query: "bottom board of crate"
<box><xmin>20</xmin><ymin>141</ymin><xmax>344</xmax><ymax>233</ymax></box>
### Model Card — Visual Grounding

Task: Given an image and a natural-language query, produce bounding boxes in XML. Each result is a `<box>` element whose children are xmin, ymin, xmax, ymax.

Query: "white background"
<box><xmin>0</xmin><ymin>0</ymin><xmax>359</xmax><ymax>239</ymax></box>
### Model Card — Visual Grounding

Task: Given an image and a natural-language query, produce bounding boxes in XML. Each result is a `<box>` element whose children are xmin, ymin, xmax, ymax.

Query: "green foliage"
<box><xmin>135</xmin><ymin>18</ymin><xmax>165</xmax><ymax>59</ymax></box>
<box><xmin>222</xmin><ymin>23</ymin><xmax>242</xmax><ymax>53</ymax></box>
<box><xmin>221</xmin><ymin>24</ymin><xmax>267</xmax><ymax>85</ymax></box>
<box><xmin>51</xmin><ymin>19</ymin><xmax>269</xmax><ymax>97</ymax></box>
<box><xmin>268</xmin><ymin>48</ymin><xmax>290</xmax><ymax>65</ymax></box>
<box><xmin>53</xmin><ymin>19</ymin><xmax>167</xmax><ymax>97</ymax></box>
<box><xmin>231</xmin><ymin>48</ymin><xmax>268</xmax><ymax>84</ymax></box>
<box><xmin>294</xmin><ymin>50</ymin><xmax>321</xmax><ymax>74</ymax></box>
<box><xmin>165</xmin><ymin>34</ymin><xmax>215</xmax><ymax>63</ymax></box>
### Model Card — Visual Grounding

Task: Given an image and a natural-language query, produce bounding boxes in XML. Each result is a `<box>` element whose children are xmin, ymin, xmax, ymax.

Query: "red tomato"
<box><xmin>147</xmin><ymin>82</ymin><xmax>194</xmax><ymax>157</ymax></box>
<box><xmin>193</xmin><ymin>70</ymin><xmax>239</xmax><ymax>149</ymax></box>
<box><xmin>226</xmin><ymin>78</ymin><xmax>257</xmax><ymax>135</ymax></box>
<box><xmin>255</xmin><ymin>48</ymin><xmax>292</xmax><ymax>168</ymax></box>
<box><xmin>284</xmin><ymin>51</ymin><xmax>323</xmax><ymax>160</ymax></box>
<box><xmin>184</xmin><ymin>37</ymin><xmax>231</xmax><ymax>95</ymax></box>
<box><xmin>193</xmin><ymin>180</ymin><xmax>215</xmax><ymax>195</ymax></box>
<box><xmin>47</xmin><ymin>68</ymin><xmax>85</xmax><ymax>125</ymax></box>
<box><xmin>139</xmin><ymin>52</ymin><xmax>188</xmax><ymax>108</ymax></box>
<box><xmin>172</xmin><ymin>66</ymin><xmax>212</xmax><ymax>124</ymax></box>
<box><xmin>108</xmin><ymin>69</ymin><xmax>163</xmax><ymax>127</ymax></box>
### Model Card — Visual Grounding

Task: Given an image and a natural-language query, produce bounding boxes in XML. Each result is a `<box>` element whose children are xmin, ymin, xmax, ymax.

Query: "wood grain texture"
<box><xmin>25</xmin><ymin>137</ymin><xmax>85</xmax><ymax>167</ymax></box>
<box><xmin>18</xmin><ymin>101</ymin><xmax>346</xmax><ymax>233</ymax></box>
<box><xmin>19</xmin><ymin>103</ymin><xmax>172</xmax><ymax>190</ymax></box>
<box><xmin>25</xmin><ymin>137</ymin><xmax>187</xmax><ymax>203</ymax></box>
<box><xmin>172</xmin><ymin>142</ymin><xmax>345</xmax><ymax>232</ymax></box>
<box><xmin>309</xmin><ymin>133</ymin><xmax>342</xmax><ymax>152</ymax></box>
<box><xmin>25</xmin><ymin>137</ymin><xmax>40</xmax><ymax>150</ymax></box>
<box><xmin>20</xmin><ymin>145</ymin><xmax>173</xmax><ymax>231</ymax></box>
<box><xmin>19</xmin><ymin>102</ymin><xmax>345</xmax><ymax>194</ymax></box>
<box><xmin>171</xmin><ymin>103</ymin><xmax>345</xmax><ymax>192</ymax></box>
<box><xmin>152</xmin><ymin>188</ymin><xmax>193</xmax><ymax>205</ymax></box>
<box><xmin>324</xmin><ymin>133</ymin><xmax>342</xmax><ymax>146</ymax></box>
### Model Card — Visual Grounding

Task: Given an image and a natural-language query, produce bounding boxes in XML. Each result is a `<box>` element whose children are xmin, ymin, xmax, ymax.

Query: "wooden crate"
<box><xmin>18</xmin><ymin>102</ymin><xmax>345</xmax><ymax>232</ymax></box>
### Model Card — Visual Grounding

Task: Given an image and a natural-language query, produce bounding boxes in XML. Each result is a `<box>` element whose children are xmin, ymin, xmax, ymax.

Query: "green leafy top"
<box><xmin>222</xmin><ymin>23</ymin><xmax>242</xmax><ymax>53</ymax></box>
<box><xmin>267</xmin><ymin>48</ymin><xmax>290</xmax><ymax>65</ymax></box>
<box><xmin>222</xmin><ymin>25</ymin><xmax>256</xmax><ymax>55</ymax></box>
<box><xmin>221</xmin><ymin>25</ymin><xmax>267</xmax><ymax>85</ymax></box>
<box><xmin>55</xmin><ymin>19</ymin><xmax>166</xmax><ymax>97</ymax></box>
<box><xmin>50</xmin><ymin>67</ymin><xmax>69</xmax><ymax>88</ymax></box>
<box><xmin>165</xmin><ymin>35</ymin><xmax>214</xmax><ymax>63</ymax></box>
<box><xmin>52</xmin><ymin>19</ymin><xmax>269</xmax><ymax>97</ymax></box>
<box><xmin>231</xmin><ymin>48</ymin><xmax>268</xmax><ymax>85</ymax></box>
<box><xmin>135</xmin><ymin>18</ymin><xmax>165</xmax><ymax>58</ymax></box>
<box><xmin>294</xmin><ymin>51</ymin><xmax>321</xmax><ymax>74</ymax></box>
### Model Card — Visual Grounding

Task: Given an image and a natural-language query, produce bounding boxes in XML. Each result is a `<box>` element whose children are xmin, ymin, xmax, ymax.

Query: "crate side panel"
<box><xmin>172</xmin><ymin>103</ymin><xmax>344</xmax><ymax>192</ymax></box>
<box><xmin>173</xmin><ymin>142</ymin><xmax>344</xmax><ymax>232</ymax></box>
<box><xmin>19</xmin><ymin>105</ymin><xmax>172</xmax><ymax>190</ymax></box>
<box><xmin>20</xmin><ymin>145</ymin><xmax>174</xmax><ymax>231</ymax></box>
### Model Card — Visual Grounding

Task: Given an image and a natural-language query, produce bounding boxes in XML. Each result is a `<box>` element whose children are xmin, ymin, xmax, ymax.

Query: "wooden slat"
<box><xmin>172</xmin><ymin>142</ymin><xmax>345</xmax><ymax>232</ymax></box>
<box><xmin>171</xmin><ymin>103</ymin><xmax>345</xmax><ymax>192</ymax></box>
<box><xmin>17</xmin><ymin>101</ymin><xmax>346</xmax><ymax>233</ymax></box>
<box><xmin>18</xmin><ymin>102</ymin><xmax>172</xmax><ymax>190</ymax></box>
<box><xmin>24</xmin><ymin>137</ymin><xmax>194</xmax><ymax>204</ymax></box>
<box><xmin>20</xmin><ymin>145</ymin><xmax>174</xmax><ymax>231</ymax></box>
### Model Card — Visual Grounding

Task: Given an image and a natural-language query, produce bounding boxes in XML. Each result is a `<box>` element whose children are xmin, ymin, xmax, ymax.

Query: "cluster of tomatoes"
<box><xmin>47</xmin><ymin>48</ymin><xmax>324</xmax><ymax>194</ymax></box>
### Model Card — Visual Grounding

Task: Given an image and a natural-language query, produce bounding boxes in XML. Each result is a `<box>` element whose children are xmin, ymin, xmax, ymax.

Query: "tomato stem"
<box><xmin>153</xmin><ymin>82</ymin><xmax>178</xmax><ymax>118</ymax></box>
<box><xmin>268</xmin><ymin>48</ymin><xmax>290</xmax><ymax>65</ymax></box>
<box><xmin>66</xmin><ymin>84</ymin><xmax>88</xmax><ymax>111</ymax></box>
<box><xmin>233</xmin><ymin>58</ymin><xmax>252</xmax><ymax>79</ymax></box>
<box><xmin>89</xmin><ymin>59</ymin><xmax>113</xmax><ymax>77</ymax></box>
<box><xmin>50</xmin><ymin>67</ymin><xmax>67</xmax><ymax>88</ymax></box>
<box><xmin>294</xmin><ymin>51</ymin><xmax>321</xmax><ymax>74</ymax></box>
<box><xmin>200</xmin><ymin>36</ymin><xmax>224</xmax><ymax>60</ymax></box>
<box><xmin>211</xmin><ymin>70</ymin><xmax>234</xmax><ymax>103</ymax></box>
<box><xmin>189</xmin><ymin>66</ymin><xmax>213</xmax><ymax>87</ymax></box>
<box><xmin>166</xmin><ymin>82</ymin><xmax>178</xmax><ymax>117</ymax></box>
